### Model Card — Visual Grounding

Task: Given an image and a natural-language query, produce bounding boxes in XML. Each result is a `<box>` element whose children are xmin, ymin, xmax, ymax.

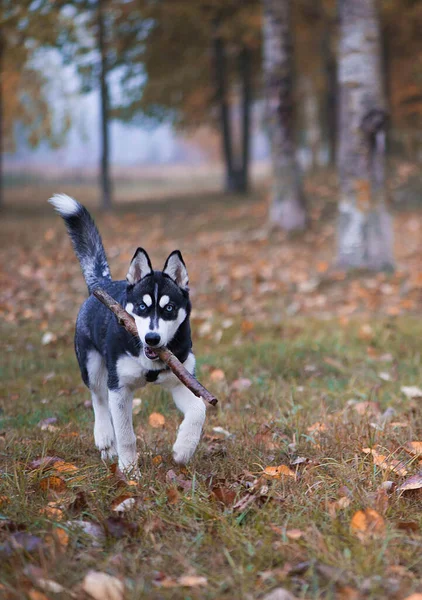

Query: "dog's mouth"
<box><xmin>144</xmin><ymin>346</ymin><xmax>159</xmax><ymax>361</ymax></box>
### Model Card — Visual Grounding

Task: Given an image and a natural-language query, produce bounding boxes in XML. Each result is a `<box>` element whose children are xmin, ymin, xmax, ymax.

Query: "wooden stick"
<box><xmin>93</xmin><ymin>288</ymin><xmax>218</xmax><ymax>406</ymax></box>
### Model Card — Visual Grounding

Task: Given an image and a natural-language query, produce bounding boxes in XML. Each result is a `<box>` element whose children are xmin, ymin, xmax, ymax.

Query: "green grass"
<box><xmin>1</xmin><ymin>316</ymin><xmax>421</xmax><ymax>599</ymax></box>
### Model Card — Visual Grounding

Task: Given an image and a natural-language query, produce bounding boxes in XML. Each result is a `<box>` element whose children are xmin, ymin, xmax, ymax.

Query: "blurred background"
<box><xmin>1</xmin><ymin>0</ymin><xmax>422</xmax><ymax>325</ymax></box>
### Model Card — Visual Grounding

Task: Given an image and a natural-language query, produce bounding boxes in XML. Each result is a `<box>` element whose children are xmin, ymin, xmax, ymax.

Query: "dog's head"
<box><xmin>125</xmin><ymin>248</ymin><xmax>190</xmax><ymax>361</ymax></box>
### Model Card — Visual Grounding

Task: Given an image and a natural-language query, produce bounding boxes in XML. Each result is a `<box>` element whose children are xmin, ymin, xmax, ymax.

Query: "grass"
<box><xmin>0</xmin><ymin>185</ymin><xmax>421</xmax><ymax>599</ymax></box>
<box><xmin>1</xmin><ymin>316</ymin><xmax>421</xmax><ymax>599</ymax></box>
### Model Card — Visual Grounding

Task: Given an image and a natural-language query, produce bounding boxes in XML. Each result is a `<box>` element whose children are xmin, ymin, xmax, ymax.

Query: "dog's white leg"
<box><xmin>108</xmin><ymin>387</ymin><xmax>139</xmax><ymax>477</ymax></box>
<box><xmin>171</xmin><ymin>384</ymin><xmax>206</xmax><ymax>464</ymax></box>
<box><xmin>87</xmin><ymin>351</ymin><xmax>116</xmax><ymax>460</ymax></box>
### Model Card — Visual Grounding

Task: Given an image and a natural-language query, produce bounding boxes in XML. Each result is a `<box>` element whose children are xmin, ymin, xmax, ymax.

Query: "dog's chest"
<box><xmin>116</xmin><ymin>353</ymin><xmax>163</xmax><ymax>389</ymax></box>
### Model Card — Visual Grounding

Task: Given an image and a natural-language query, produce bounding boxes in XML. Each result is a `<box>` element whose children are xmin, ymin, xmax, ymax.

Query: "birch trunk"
<box><xmin>98</xmin><ymin>0</ymin><xmax>112</xmax><ymax>210</ymax></box>
<box><xmin>337</xmin><ymin>0</ymin><xmax>394</xmax><ymax>270</ymax></box>
<box><xmin>263</xmin><ymin>0</ymin><xmax>306</xmax><ymax>231</ymax></box>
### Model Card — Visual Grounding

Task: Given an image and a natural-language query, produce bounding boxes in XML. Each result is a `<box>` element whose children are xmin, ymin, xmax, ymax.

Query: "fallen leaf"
<box><xmin>401</xmin><ymin>386</ymin><xmax>422</xmax><ymax>399</ymax></box>
<box><xmin>404</xmin><ymin>441</ymin><xmax>422</xmax><ymax>456</ymax></box>
<box><xmin>0</xmin><ymin>496</ymin><xmax>10</xmax><ymax>508</ymax></box>
<box><xmin>66</xmin><ymin>520</ymin><xmax>105</xmax><ymax>547</ymax></box>
<box><xmin>28</xmin><ymin>456</ymin><xmax>63</xmax><ymax>470</ymax></box>
<box><xmin>111</xmin><ymin>495</ymin><xmax>136</xmax><ymax>512</ymax></box>
<box><xmin>39</xmin><ymin>506</ymin><xmax>64</xmax><ymax>520</ymax></box>
<box><xmin>166</xmin><ymin>486</ymin><xmax>180</xmax><ymax>505</ymax></box>
<box><xmin>396</xmin><ymin>521</ymin><xmax>419</xmax><ymax>533</ymax></box>
<box><xmin>263</xmin><ymin>465</ymin><xmax>297</xmax><ymax>480</ymax></box>
<box><xmin>152</xmin><ymin>455</ymin><xmax>163</xmax><ymax>466</ymax></box>
<box><xmin>148</xmin><ymin>412</ymin><xmax>165</xmax><ymax>428</ymax></box>
<box><xmin>350</xmin><ymin>509</ymin><xmax>385</xmax><ymax>541</ymax></box>
<box><xmin>262</xmin><ymin>588</ymin><xmax>298</xmax><ymax>600</ymax></box>
<box><xmin>177</xmin><ymin>575</ymin><xmax>208</xmax><ymax>587</ymax></box>
<box><xmin>363</xmin><ymin>448</ymin><xmax>408</xmax><ymax>476</ymax></box>
<box><xmin>37</xmin><ymin>417</ymin><xmax>59</xmax><ymax>432</ymax></box>
<box><xmin>285</xmin><ymin>529</ymin><xmax>304</xmax><ymax>540</ymax></box>
<box><xmin>53</xmin><ymin>461</ymin><xmax>78</xmax><ymax>473</ymax></box>
<box><xmin>398</xmin><ymin>471</ymin><xmax>422</xmax><ymax>492</ymax></box>
<box><xmin>28</xmin><ymin>591</ymin><xmax>49</xmax><ymax>600</ymax></box>
<box><xmin>39</xmin><ymin>476</ymin><xmax>67</xmax><ymax>492</ymax></box>
<box><xmin>209</xmin><ymin>368</ymin><xmax>225</xmax><ymax>382</ymax></box>
<box><xmin>81</xmin><ymin>571</ymin><xmax>124</xmax><ymax>600</ymax></box>
<box><xmin>211</xmin><ymin>486</ymin><xmax>236</xmax><ymax>507</ymax></box>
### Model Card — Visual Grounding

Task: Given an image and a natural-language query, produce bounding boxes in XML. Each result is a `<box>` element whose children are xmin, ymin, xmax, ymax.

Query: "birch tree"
<box><xmin>262</xmin><ymin>0</ymin><xmax>306</xmax><ymax>231</ymax></box>
<box><xmin>337</xmin><ymin>0</ymin><xmax>393</xmax><ymax>269</ymax></box>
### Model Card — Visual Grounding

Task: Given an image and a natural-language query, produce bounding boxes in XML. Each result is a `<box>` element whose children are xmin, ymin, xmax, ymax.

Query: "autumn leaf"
<box><xmin>81</xmin><ymin>571</ymin><xmax>124</xmax><ymax>600</ymax></box>
<box><xmin>28</xmin><ymin>456</ymin><xmax>63</xmax><ymax>470</ymax></box>
<box><xmin>111</xmin><ymin>494</ymin><xmax>136</xmax><ymax>512</ymax></box>
<box><xmin>39</xmin><ymin>505</ymin><xmax>64</xmax><ymax>520</ymax></box>
<box><xmin>39</xmin><ymin>476</ymin><xmax>67</xmax><ymax>492</ymax></box>
<box><xmin>350</xmin><ymin>509</ymin><xmax>385</xmax><ymax>541</ymax></box>
<box><xmin>404</xmin><ymin>441</ymin><xmax>422</xmax><ymax>456</ymax></box>
<box><xmin>362</xmin><ymin>448</ymin><xmax>408</xmax><ymax>476</ymax></box>
<box><xmin>53</xmin><ymin>461</ymin><xmax>78</xmax><ymax>473</ymax></box>
<box><xmin>285</xmin><ymin>529</ymin><xmax>304</xmax><ymax>540</ymax></box>
<box><xmin>209</xmin><ymin>368</ymin><xmax>225</xmax><ymax>382</ymax></box>
<box><xmin>263</xmin><ymin>465</ymin><xmax>296</xmax><ymax>480</ymax></box>
<box><xmin>178</xmin><ymin>575</ymin><xmax>208</xmax><ymax>587</ymax></box>
<box><xmin>166</xmin><ymin>486</ymin><xmax>180</xmax><ymax>505</ymax></box>
<box><xmin>148</xmin><ymin>412</ymin><xmax>165</xmax><ymax>428</ymax></box>
<box><xmin>397</xmin><ymin>471</ymin><xmax>422</xmax><ymax>492</ymax></box>
<box><xmin>211</xmin><ymin>486</ymin><xmax>236</xmax><ymax>507</ymax></box>
<box><xmin>152</xmin><ymin>455</ymin><xmax>163</xmax><ymax>466</ymax></box>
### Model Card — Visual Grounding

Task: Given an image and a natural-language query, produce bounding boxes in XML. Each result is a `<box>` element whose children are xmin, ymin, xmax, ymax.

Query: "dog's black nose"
<box><xmin>145</xmin><ymin>332</ymin><xmax>161</xmax><ymax>347</ymax></box>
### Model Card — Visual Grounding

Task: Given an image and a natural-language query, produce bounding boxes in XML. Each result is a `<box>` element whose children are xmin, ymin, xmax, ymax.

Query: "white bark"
<box><xmin>263</xmin><ymin>0</ymin><xmax>306</xmax><ymax>231</ymax></box>
<box><xmin>337</xmin><ymin>0</ymin><xmax>394</xmax><ymax>270</ymax></box>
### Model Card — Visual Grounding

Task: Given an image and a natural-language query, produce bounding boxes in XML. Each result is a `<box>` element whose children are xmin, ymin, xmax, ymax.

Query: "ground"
<box><xmin>0</xmin><ymin>174</ymin><xmax>421</xmax><ymax>599</ymax></box>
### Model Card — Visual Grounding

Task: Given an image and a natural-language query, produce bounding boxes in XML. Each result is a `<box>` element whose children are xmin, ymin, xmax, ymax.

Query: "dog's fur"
<box><xmin>49</xmin><ymin>194</ymin><xmax>205</xmax><ymax>476</ymax></box>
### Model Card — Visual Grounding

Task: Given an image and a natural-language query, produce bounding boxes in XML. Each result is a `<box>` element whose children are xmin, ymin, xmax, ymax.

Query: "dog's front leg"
<box><xmin>171</xmin><ymin>384</ymin><xmax>206</xmax><ymax>464</ymax></box>
<box><xmin>108</xmin><ymin>387</ymin><xmax>139</xmax><ymax>477</ymax></box>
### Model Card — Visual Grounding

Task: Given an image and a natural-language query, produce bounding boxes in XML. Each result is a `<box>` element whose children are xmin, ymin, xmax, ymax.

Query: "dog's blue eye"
<box><xmin>139</xmin><ymin>303</ymin><xmax>147</xmax><ymax>311</ymax></box>
<box><xmin>166</xmin><ymin>304</ymin><xmax>175</xmax><ymax>312</ymax></box>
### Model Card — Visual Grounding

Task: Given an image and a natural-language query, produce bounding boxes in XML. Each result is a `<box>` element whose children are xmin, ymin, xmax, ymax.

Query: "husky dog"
<box><xmin>49</xmin><ymin>194</ymin><xmax>205</xmax><ymax>476</ymax></box>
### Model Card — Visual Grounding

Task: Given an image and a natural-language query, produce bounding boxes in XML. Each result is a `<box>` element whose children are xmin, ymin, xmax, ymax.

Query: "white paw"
<box><xmin>94</xmin><ymin>422</ymin><xmax>117</xmax><ymax>460</ymax></box>
<box><xmin>172</xmin><ymin>437</ymin><xmax>199</xmax><ymax>465</ymax></box>
<box><xmin>118</xmin><ymin>458</ymin><xmax>141</xmax><ymax>480</ymax></box>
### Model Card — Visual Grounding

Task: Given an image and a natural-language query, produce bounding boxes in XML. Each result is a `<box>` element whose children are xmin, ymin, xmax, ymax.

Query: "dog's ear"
<box><xmin>126</xmin><ymin>248</ymin><xmax>153</xmax><ymax>285</ymax></box>
<box><xmin>163</xmin><ymin>250</ymin><xmax>189</xmax><ymax>289</ymax></box>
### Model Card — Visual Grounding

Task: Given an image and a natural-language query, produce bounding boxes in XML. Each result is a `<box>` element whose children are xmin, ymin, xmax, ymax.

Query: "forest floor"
<box><xmin>0</xmin><ymin>173</ymin><xmax>421</xmax><ymax>599</ymax></box>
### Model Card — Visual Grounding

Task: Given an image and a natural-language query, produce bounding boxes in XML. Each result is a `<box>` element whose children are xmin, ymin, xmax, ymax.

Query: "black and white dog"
<box><xmin>49</xmin><ymin>194</ymin><xmax>205</xmax><ymax>476</ymax></box>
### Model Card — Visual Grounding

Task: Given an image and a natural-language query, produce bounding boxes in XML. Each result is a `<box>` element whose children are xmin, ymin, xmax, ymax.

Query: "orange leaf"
<box><xmin>152</xmin><ymin>455</ymin><xmax>163</xmax><ymax>466</ymax></box>
<box><xmin>209</xmin><ymin>369</ymin><xmax>225</xmax><ymax>382</ymax></box>
<box><xmin>148</xmin><ymin>412</ymin><xmax>165</xmax><ymax>428</ymax></box>
<box><xmin>39</xmin><ymin>506</ymin><xmax>64</xmax><ymax>520</ymax></box>
<box><xmin>54</xmin><ymin>461</ymin><xmax>78</xmax><ymax>473</ymax></box>
<box><xmin>350</xmin><ymin>509</ymin><xmax>385</xmax><ymax>540</ymax></box>
<box><xmin>404</xmin><ymin>441</ymin><xmax>422</xmax><ymax>457</ymax></box>
<box><xmin>166</xmin><ymin>486</ymin><xmax>180</xmax><ymax>505</ymax></box>
<box><xmin>39</xmin><ymin>476</ymin><xmax>67</xmax><ymax>492</ymax></box>
<box><xmin>263</xmin><ymin>465</ymin><xmax>297</xmax><ymax>480</ymax></box>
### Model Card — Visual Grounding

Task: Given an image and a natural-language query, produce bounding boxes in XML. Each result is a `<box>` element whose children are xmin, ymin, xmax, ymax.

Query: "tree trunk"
<box><xmin>213</xmin><ymin>33</ymin><xmax>236</xmax><ymax>193</ymax></box>
<box><xmin>262</xmin><ymin>0</ymin><xmax>306</xmax><ymax>231</ymax></box>
<box><xmin>0</xmin><ymin>32</ymin><xmax>3</xmax><ymax>210</ymax></box>
<box><xmin>337</xmin><ymin>0</ymin><xmax>394</xmax><ymax>270</ymax></box>
<box><xmin>239</xmin><ymin>45</ymin><xmax>251</xmax><ymax>194</ymax></box>
<box><xmin>98</xmin><ymin>0</ymin><xmax>112</xmax><ymax>210</ymax></box>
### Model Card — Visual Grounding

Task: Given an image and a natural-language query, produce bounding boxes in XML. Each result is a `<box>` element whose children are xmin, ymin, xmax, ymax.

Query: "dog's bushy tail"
<box><xmin>49</xmin><ymin>194</ymin><xmax>112</xmax><ymax>293</ymax></box>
